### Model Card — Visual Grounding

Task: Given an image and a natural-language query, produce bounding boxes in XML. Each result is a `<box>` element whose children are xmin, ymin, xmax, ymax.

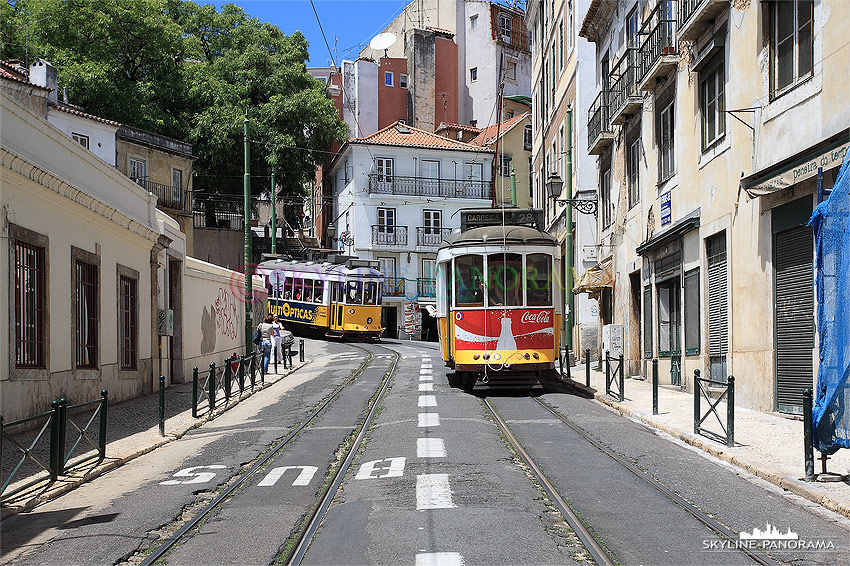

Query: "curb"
<box><xmin>589</xmin><ymin>389</ymin><xmax>850</xmax><ymax>520</ymax></box>
<box><xmin>0</xmin><ymin>361</ymin><xmax>308</xmax><ymax>520</ymax></box>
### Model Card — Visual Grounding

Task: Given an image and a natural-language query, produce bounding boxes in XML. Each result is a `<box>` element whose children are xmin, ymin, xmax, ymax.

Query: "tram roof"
<box><xmin>440</xmin><ymin>225</ymin><xmax>556</xmax><ymax>248</ymax></box>
<box><xmin>257</xmin><ymin>258</ymin><xmax>381</xmax><ymax>277</ymax></box>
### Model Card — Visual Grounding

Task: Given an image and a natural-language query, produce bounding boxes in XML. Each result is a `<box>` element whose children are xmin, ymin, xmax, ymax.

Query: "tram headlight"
<box><xmin>473</xmin><ymin>353</ymin><xmax>480</xmax><ymax>360</ymax></box>
<box><xmin>483</xmin><ymin>353</ymin><xmax>490</xmax><ymax>360</ymax></box>
<box><xmin>532</xmin><ymin>352</ymin><xmax>539</xmax><ymax>360</ymax></box>
<box><xmin>523</xmin><ymin>353</ymin><xmax>530</xmax><ymax>360</ymax></box>
<box><xmin>367</xmin><ymin>317</ymin><xmax>373</xmax><ymax>324</ymax></box>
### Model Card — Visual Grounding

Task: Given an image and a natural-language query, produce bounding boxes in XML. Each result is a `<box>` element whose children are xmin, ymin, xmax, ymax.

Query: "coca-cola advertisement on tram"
<box><xmin>453</xmin><ymin>309</ymin><xmax>555</xmax><ymax>351</ymax></box>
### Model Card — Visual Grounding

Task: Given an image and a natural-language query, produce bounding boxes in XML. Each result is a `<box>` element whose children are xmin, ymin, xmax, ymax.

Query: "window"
<box><xmin>657</xmin><ymin>278</ymin><xmax>681</xmax><ymax>356</ymax></box>
<box><xmin>626</xmin><ymin>7</ymin><xmax>640</xmax><ymax>48</ymax></box>
<box><xmin>526</xmin><ymin>254</ymin><xmax>552</xmax><ymax>306</ymax></box>
<box><xmin>470</xmin><ymin>67</ymin><xmax>478</xmax><ymax>82</ymax></box>
<box><xmin>601</xmin><ymin>166</ymin><xmax>613</xmax><ymax>228</ymax></box>
<box><xmin>772</xmin><ymin>0</ymin><xmax>813</xmax><ymax>96</ymax></box>
<box><xmin>375</xmin><ymin>157</ymin><xmax>394</xmax><ymax>183</ymax></box>
<box><xmin>505</xmin><ymin>60</ymin><xmax>517</xmax><ymax>81</ymax></box>
<box><xmin>129</xmin><ymin>157</ymin><xmax>146</xmax><ymax>182</ymax></box>
<box><xmin>384</xmin><ymin>71</ymin><xmax>393</xmax><ymax>87</ymax></box>
<box><xmin>171</xmin><ymin>168</ymin><xmax>183</xmax><ymax>208</ymax></box>
<box><xmin>470</xmin><ymin>14</ymin><xmax>478</xmax><ymax>30</ymax></box>
<box><xmin>505</xmin><ymin>109</ymin><xmax>515</xmax><ymax>119</ymax></box>
<box><xmin>72</xmin><ymin>132</ymin><xmax>89</xmax><ymax>149</ymax></box>
<box><xmin>119</xmin><ymin>273</ymin><xmax>138</xmax><ymax>370</ymax></box>
<box><xmin>684</xmin><ymin>269</ymin><xmax>700</xmax><ymax>355</ymax></box>
<box><xmin>659</xmin><ymin>101</ymin><xmax>675</xmax><ymax>181</ymax></box>
<box><xmin>172</xmin><ymin>168</ymin><xmax>183</xmax><ymax>189</ymax></box>
<box><xmin>423</xmin><ymin>210</ymin><xmax>442</xmax><ymax>234</ymax></box>
<box><xmin>455</xmin><ymin>254</ymin><xmax>484</xmax><ymax>306</ymax></box>
<box><xmin>523</xmin><ymin>125</ymin><xmax>532</xmax><ymax>151</ymax></box>
<box><xmin>488</xmin><ymin>253</ymin><xmax>522</xmax><ymax>306</ymax></box>
<box><xmin>627</xmin><ymin>136</ymin><xmax>640</xmax><ymax>208</ymax></box>
<box><xmin>700</xmin><ymin>58</ymin><xmax>725</xmax><ymax>151</ymax></box>
<box><xmin>400</xmin><ymin>74</ymin><xmax>408</xmax><ymax>88</ymax></box>
<box><xmin>559</xmin><ymin>20</ymin><xmax>564</xmax><ymax>70</ymax></box>
<box><xmin>499</xmin><ymin>155</ymin><xmax>513</xmax><ymax>177</ymax></box>
<box><xmin>74</xmin><ymin>252</ymin><xmax>99</xmax><ymax>369</ymax></box>
<box><xmin>13</xmin><ymin>236</ymin><xmax>46</xmax><ymax>368</ymax></box>
<box><xmin>377</xmin><ymin>207</ymin><xmax>396</xmax><ymax>232</ymax></box>
<box><xmin>499</xmin><ymin>13</ymin><xmax>512</xmax><ymax>43</ymax></box>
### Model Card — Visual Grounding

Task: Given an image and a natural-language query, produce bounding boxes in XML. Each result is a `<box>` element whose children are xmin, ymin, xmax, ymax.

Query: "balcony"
<box><xmin>382</xmin><ymin>277</ymin><xmax>406</xmax><ymax>297</ymax></box>
<box><xmin>368</xmin><ymin>174</ymin><xmax>492</xmax><ymax>200</ymax></box>
<box><xmin>609</xmin><ymin>47</ymin><xmax>642</xmax><ymax>126</ymax></box>
<box><xmin>637</xmin><ymin>2</ymin><xmax>679</xmax><ymax>91</ymax></box>
<box><xmin>677</xmin><ymin>0</ymin><xmax>727</xmax><ymax>42</ymax></box>
<box><xmin>416</xmin><ymin>227</ymin><xmax>453</xmax><ymax>248</ymax></box>
<box><xmin>133</xmin><ymin>178</ymin><xmax>188</xmax><ymax>211</ymax></box>
<box><xmin>371</xmin><ymin>225</ymin><xmax>408</xmax><ymax>247</ymax></box>
<box><xmin>193</xmin><ymin>193</ymin><xmax>244</xmax><ymax>230</ymax></box>
<box><xmin>587</xmin><ymin>90</ymin><xmax>614</xmax><ymax>156</ymax></box>
<box><xmin>417</xmin><ymin>278</ymin><xmax>436</xmax><ymax>298</ymax></box>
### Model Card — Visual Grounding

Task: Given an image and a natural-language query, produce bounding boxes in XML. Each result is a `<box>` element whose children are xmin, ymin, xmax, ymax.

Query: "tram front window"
<box><xmin>455</xmin><ymin>255</ymin><xmax>484</xmax><ymax>307</ymax></box>
<box><xmin>346</xmin><ymin>281</ymin><xmax>362</xmax><ymax>304</ymax></box>
<box><xmin>364</xmin><ymin>282</ymin><xmax>378</xmax><ymax>305</ymax></box>
<box><xmin>314</xmin><ymin>280</ymin><xmax>324</xmax><ymax>303</ymax></box>
<box><xmin>526</xmin><ymin>254</ymin><xmax>552</xmax><ymax>306</ymax></box>
<box><xmin>488</xmin><ymin>253</ymin><xmax>522</xmax><ymax>306</ymax></box>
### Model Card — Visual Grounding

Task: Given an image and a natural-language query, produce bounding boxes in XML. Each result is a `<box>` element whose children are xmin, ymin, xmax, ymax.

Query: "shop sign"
<box><xmin>660</xmin><ymin>191</ymin><xmax>672</xmax><ymax>226</ymax></box>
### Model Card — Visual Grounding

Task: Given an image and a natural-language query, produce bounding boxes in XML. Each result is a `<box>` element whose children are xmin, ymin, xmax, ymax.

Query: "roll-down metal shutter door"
<box><xmin>707</xmin><ymin>235</ymin><xmax>728</xmax><ymax>382</ymax></box>
<box><xmin>774</xmin><ymin>226</ymin><xmax>814</xmax><ymax>413</ymax></box>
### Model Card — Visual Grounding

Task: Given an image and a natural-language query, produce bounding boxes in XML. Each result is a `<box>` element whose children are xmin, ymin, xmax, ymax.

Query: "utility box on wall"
<box><xmin>602</xmin><ymin>324</ymin><xmax>623</xmax><ymax>357</ymax></box>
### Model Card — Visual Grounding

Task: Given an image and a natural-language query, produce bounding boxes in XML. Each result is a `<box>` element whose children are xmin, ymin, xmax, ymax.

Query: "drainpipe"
<box><xmin>565</xmin><ymin>106</ymin><xmax>574</xmax><ymax>354</ymax></box>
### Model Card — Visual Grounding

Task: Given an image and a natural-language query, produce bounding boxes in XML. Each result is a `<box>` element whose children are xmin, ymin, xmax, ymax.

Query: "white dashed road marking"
<box><xmin>416</xmin><ymin>553</ymin><xmax>465</xmax><ymax>566</ymax></box>
<box><xmin>419</xmin><ymin>375</ymin><xmax>433</xmax><ymax>381</ymax></box>
<box><xmin>418</xmin><ymin>395</ymin><xmax>437</xmax><ymax>407</ymax></box>
<box><xmin>416</xmin><ymin>474</ymin><xmax>456</xmax><ymax>509</ymax></box>
<box><xmin>417</xmin><ymin>438</ymin><xmax>446</xmax><ymax>458</ymax></box>
<box><xmin>418</xmin><ymin>413</ymin><xmax>440</xmax><ymax>427</ymax></box>
<box><xmin>418</xmin><ymin>383</ymin><xmax>434</xmax><ymax>391</ymax></box>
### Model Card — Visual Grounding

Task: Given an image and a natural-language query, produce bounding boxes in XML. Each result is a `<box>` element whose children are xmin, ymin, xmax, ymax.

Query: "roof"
<box><xmin>468</xmin><ymin>113</ymin><xmax>530</xmax><ymax>147</ymax></box>
<box><xmin>579</xmin><ymin>0</ymin><xmax>617</xmax><ymax>42</ymax></box>
<box><xmin>348</xmin><ymin>121</ymin><xmax>492</xmax><ymax>153</ymax></box>
<box><xmin>441</xmin><ymin>225</ymin><xmax>556</xmax><ymax>247</ymax></box>
<box><xmin>0</xmin><ymin>60</ymin><xmax>50</xmax><ymax>90</ymax></box>
<box><xmin>504</xmin><ymin>95</ymin><xmax>532</xmax><ymax>107</ymax></box>
<box><xmin>52</xmin><ymin>102</ymin><xmax>120</xmax><ymax>127</ymax></box>
<box><xmin>435</xmin><ymin>122</ymin><xmax>483</xmax><ymax>134</ymax></box>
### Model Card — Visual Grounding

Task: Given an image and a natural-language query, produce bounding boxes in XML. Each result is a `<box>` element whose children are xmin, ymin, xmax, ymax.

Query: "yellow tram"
<box><xmin>436</xmin><ymin>209</ymin><xmax>562</xmax><ymax>387</ymax></box>
<box><xmin>259</xmin><ymin>257</ymin><xmax>384</xmax><ymax>339</ymax></box>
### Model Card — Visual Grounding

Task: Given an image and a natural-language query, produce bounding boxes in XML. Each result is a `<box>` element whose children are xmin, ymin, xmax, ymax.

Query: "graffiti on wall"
<box><xmin>214</xmin><ymin>287</ymin><xmax>239</xmax><ymax>339</ymax></box>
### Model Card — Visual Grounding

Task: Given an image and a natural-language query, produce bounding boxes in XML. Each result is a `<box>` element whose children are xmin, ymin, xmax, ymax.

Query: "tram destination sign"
<box><xmin>461</xmin><ymin>208</ymin><xmax>544</xmax><ymax>231</ymax></box>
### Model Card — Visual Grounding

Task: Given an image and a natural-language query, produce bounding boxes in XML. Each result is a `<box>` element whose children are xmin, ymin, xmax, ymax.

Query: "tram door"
<box><xmin>330</xmin><ymin>282</ymin><xmax>345</xmax><ymax>332</ymax></box>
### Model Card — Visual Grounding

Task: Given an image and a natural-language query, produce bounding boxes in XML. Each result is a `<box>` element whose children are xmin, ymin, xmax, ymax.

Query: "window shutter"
<box><xmin>643</xmin><ymin>286</ymin><xmax>653</xmax><ymax>358</ymax></box>
<box><xmin>684</xmin><ymin>269</ymin><xmax>700</xmax><ymax>355</ymax></box>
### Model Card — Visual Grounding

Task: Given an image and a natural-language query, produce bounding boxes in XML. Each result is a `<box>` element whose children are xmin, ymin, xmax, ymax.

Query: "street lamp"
<box><xmin>546</xmin><ymin>171</ymin><xmax>599</xmax><ymax>216</ymax></box>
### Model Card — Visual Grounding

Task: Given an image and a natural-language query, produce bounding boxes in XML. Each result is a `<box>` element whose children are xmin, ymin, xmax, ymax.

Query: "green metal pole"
<box><xmin>270</xmin><ymin>171</ymin><xmax>277</xmax><ymax>254</ymax></box>
<box><xmin>244</xmin><ymin>113</ymin><xmax>253</xmax><ymax>358</ymax></box>
<box><xmin>159</xmin><ymin>375</ymin><xmax>165</xmax><ymax>436</ymax></box>
<box><xmin>510</xmin><ymin>168</ymin><xmax>517</xmax><ymax>207</ymax></box>
<box><xmin>564</xmin><ymin>107</ymin><xmax>574</xmax><ymax>354</ymax></box>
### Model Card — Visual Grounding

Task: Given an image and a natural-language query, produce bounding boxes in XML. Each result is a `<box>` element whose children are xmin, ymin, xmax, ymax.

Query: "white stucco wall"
<box><xmin>46</xmin><ymin>110</ymin><xmax>118</xmax><ymax>165</ymax></box>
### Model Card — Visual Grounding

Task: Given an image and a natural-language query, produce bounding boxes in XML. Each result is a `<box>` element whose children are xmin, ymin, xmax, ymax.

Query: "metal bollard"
<box><xmin>605</xmin><ymin>350</ymin><xmax>610</xmax><ymax>391</ymax></box>
<box><xmin>693</xmin><ymin>369</ymin><xmax>701</xmax><ymax>434</ymax></box>
<box><xmin>159</xmin><ymin>375</ymin><xmax>165</xmax><ymax>436</ymax></box>
<box><xmin>803</xmin><ymin>389</ymin><xmax>815</xmax><ymax>481</ymax></box>
<box><xmin>299</xmin><ymin>339</ymin><xmax>305</xmax><ymax>363</ymax></box>
<box><xmin>618</xmin><ymin>354</ymin><xmax>625</xmax><ymax>402</ymax></box>
<box><xmin>192</xmin><ymin>367</ymin><xmax>199</xmax><ymax>418</ymax></box>
<box><xmin>585</xmin><ymin>348</ymin><xmax>591</xmax><ymax>388</ymax></box>
<box><xmin>727</xmin><ymin>376</ymin><xmax>735</xmax><ymax>447</ymax></box>
<box><xmin>99</xmin><ymin>390</ymin><xmax>108</xmax><ymax>458</ymax></box>
<box><xmin>58</xmin><ymin>398</ymin><xmax>67</xmax><ymax>474</ymax></box>
<box><xmin>238</xmin><ymin>356</ymin><xmax>246</xmax><ymax>395</ymax></box>
<box><xmin>652</xmin><ymin>359</ymin><xmax>659</xmax><ymax>415</ymax></box>
<box><xmin>208</xmin><ymin>362</ymin><xmax>217</xmax><ymax>411</ymax></box>
<box><xmin>223</xmin><ymin>361</ymin><xmax>232</xmax><ymax>402</ymax></box>
<box><xmin>49</xmin><ymin>399</ymin><xmax>60</xmax><ymax>480</ymax></box>
<box><xmin>289</xmin><ymin>344</ymin><xmax>295</xmax><ymax>367</ymax></box>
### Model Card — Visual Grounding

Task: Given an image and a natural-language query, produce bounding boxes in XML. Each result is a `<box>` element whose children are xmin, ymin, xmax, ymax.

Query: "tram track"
<box><xmin>483</xmin><ymin>393</ymin><xmax>785</xmax><ymax>566</ymax></box>
<box><xmin>138</xmin><ymin>343</ymin><xmax>399</xmax><ymax>566</ymax></box>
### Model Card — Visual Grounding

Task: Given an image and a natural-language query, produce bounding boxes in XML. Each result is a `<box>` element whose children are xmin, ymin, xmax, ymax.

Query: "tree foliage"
<box><xmin>1</xmin><ymin>0</ymin><xmax>347</xmax><ymax>203</ymax></box>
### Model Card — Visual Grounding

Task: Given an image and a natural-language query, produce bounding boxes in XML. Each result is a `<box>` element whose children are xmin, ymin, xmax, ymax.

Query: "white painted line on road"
<box><xmin>160</xmin><ymin>465</ymin><xmax>226</xmax><ymax>485</ymax></box>
<box><xmin>418</xmin><ymin>413</ymin><xmax>440</xmax><ymax>427</ymax></box>
<box><xmin>419</xmin><ymin>368</ymin><xmax>433</xmax><ymax>374</ymax></box>
<box><xmin>354</xmin><ymin>457</ymin><xmax>406</xmax><ymax>480</ymax></box>
<box><xmin>419</xmin><ymin>375</ymin><xmax>433</xmax><ymax>381</ymax></box>
<box><xmin>416</xmin><ymin>474</ymin><xmax>456</xmax><ymax>510</ymax></box>
<box><xmin>416</xmin><ymin>553</ymin><xmax>465</xmax><ymax>566</ymax></box>
<box><xmin>417</xmin><ymin>438</ymin><xmax>446</xmax><ymax>457</ymax></box>
<box><xmin>418</xmin><ymin>395</ymin><xmax>437</xmax><ymax>407</ymax></box>
<box><xmin>418</xmin><ymin>383</ymin><xmax>434</xmax><ymax>391</ymax></box>
<box><xmin>257</xmin><ymin>465</ymin><xmax>318</xmax><ymax>487</ymax></box>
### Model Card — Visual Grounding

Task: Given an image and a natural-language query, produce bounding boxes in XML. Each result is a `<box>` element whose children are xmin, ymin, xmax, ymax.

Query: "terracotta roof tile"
<box><xmin>52</xmin><ymin>102</ymin><xmax>120</xmax><ymax>126</ymax></box>
<box><xmin>350</xmin><ymin>121</ymin><xmax>491</xmax><ymax>152</ymax></box>
<box><xmin>468</xmin><ymin>112</ymin><xmax>530</xmax><ymax>147</ymax></box>
<box><xmin>435</xmin><ymin>122</ymin><xmax>483</xmax><ymax>134</ymax></box>
<box><xmin>0</xmin><ymin>60</ymin><xmax>49</xmax><ymax>90</ymax></box>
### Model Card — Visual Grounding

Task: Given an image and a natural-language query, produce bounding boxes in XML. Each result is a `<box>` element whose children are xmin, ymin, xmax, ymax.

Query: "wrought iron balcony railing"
<box><xmin>368</xmin><ymin>174</ymin><xmax>492</xmax><ymax>200</ymax></box>
<box><xmin>133</xmin><ymin>178</ymin><xmax>188</xmax><ymax>211</ymax></box>
<box><xmin>382</xmin><ymin>277</ymin><xmax>406</xmax><ymax>297</ymax></box>
<box><xmin>371</xmin><ymin>225</ymin><xmax>409</xmax><ymax>246</ymax></box>
<box><xmin>638</xmin><ymin>2</ymin><xmax>678</xmax><ymax>86</ymax></box>
<box><xmin>678</xmin><ymin>0</ymin><xmax>700</xmax><ymax>27</ymax></box>
<box><xmin>417</xmin><ymin>278</ymin><xmax>436</xmax><ymax>298</ymax></box>
<box><xmin>587</xmin><ymin>89</ymin><xmax>613</xmax><ymax>154</ymax></box>
<box><xmin>416</xmin><ymin>227</ymin><xmax>453</xmax><ymax>247</ymax></box>
<box><xmin>609</xmin><ymin>47</ymin><xmax>641</xmax><ymax>124</ymax></box>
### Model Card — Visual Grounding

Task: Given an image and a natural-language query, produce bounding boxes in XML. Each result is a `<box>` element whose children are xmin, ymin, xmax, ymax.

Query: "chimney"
<box><xmin>29</xmin><ymin>58</ymin><xmax>58</xmax><ymax>104</ymax></box>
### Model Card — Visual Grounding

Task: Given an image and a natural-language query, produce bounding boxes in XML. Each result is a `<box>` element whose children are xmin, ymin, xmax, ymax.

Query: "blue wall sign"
<box><xmin>660</xmin><ymin>191</ymin><xmax>671</xmax><ymax>226</ymax></box>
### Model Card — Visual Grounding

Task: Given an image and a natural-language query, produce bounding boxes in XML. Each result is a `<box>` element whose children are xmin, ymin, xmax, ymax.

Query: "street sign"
<box><xmin>660</xmin><ymin>192</ymin><xmax>671</xmax><ymax>226</ymax></box>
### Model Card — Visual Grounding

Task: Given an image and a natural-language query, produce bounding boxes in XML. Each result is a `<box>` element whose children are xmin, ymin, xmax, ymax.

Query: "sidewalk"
<box><xmin>565</xmin><ymin>362</ymin><xmax>850</xmax><ymax>519</ymax></box>
<box><xmin>0</xmin><ymin>359</ymin><xmax>308</xmax><ymax>520</ymax></box>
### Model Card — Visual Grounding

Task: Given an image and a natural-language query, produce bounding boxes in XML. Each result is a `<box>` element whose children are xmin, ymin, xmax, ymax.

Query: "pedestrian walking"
<box><xmin>257</xmin><ymin>315</ymin><xmax>274</xmax><ymax>374</ymax></box>
<box><xmin>271</xmin><ymin>314</ymin><xmax>284</xmax><ymax>367</ymax></box>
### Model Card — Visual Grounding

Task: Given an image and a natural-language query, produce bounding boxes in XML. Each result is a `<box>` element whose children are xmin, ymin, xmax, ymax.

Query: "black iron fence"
<box><xmin>133</xmin><ymin>178</ymin><xmax>188</xmax><ymax>211</ymax></box>
<box><xmin>605</xmin><ymin>351</ymin><xmax>625</xmax><ymax>402</ymax></box>
<box><xmin>693</xmin><ymin>369</ymin><xmax>735</xmax><ymax>447</ymax></box>
<box><xmin>372</xmin><ymin>225</ymin><xmax>408</xmax><ymax>246</ymax></box>
<box><xmin>368</xmin><ymin>174</ymin><xmax>492</xmax><ymax>200</ymax></box>
<box><xmin>1</xmin><ymin>390</ymin><xmax>108</xmax><ymax>501</ymax></box>
<box><xmin>638</xmin><ymin>2</ymin><xmax>678</xmax><ymax>83</ymax></box>
<box><xmin>678</xmin><ymin>0</ymin><xmax>700</xmax><ymax>27</ymax></box>
<box><xmin>588</xmin><ymin>90</ymin><xmax>611</xmax><ymax>148</ymax></box>
<box><xmin>609</xmin><ymin>47</ymin><xmax>640</xmax><ymax>118</ymax></box>
<box><xmin>383</xmin><ymin>277</ymin><xmax>406</xmax><ymax>297</ymax></box>
<box><xmin>417</xmin><ymin>278</ymin><xmax>436</xmax><ymax>298</ymax></box>
<box><xmin>416</xmin><ymin>227</ymin><xmax>453</xmax><ymax>247</ymax></box>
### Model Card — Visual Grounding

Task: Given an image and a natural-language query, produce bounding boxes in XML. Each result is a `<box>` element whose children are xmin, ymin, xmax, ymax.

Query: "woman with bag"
<box><xmin>257</xmin><ymin>315</ymin><xmax>275</xmax><ymax>374</ymax></box>
<box><xmin>271</xmin><ymin>314</ymin><xmax>284</xmax><ymax>366</ymax></box>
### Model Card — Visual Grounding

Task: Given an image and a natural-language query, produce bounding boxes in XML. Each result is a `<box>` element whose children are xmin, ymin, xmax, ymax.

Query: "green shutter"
<box><xmin>684</xmin><ymin>269</ymin><xmax>700</xmax><ymax>355</ymax></box>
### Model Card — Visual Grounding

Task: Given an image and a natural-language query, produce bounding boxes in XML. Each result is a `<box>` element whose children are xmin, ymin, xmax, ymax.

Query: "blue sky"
<box><xmin>204</xmin><ymin>1</ymin><xmax>408</xmax><ymax>67</ymax></box>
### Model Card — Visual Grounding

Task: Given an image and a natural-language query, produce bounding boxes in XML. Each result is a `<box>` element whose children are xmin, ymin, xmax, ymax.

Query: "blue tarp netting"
<box><xmin>809</xmin><ymin>149</ymin><xmax>850</xmax><ymax>455</ymax></box>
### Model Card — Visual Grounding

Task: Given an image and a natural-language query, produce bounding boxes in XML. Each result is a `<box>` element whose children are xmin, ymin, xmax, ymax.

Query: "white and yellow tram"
<box><xmin>436</xmin><ymin>211</ymin><xmax>562</xmax><ymax>387</ymax></box>
<box><xmin>259</xmin><ymin>257</ymin><xmax>384</xmax><ymax>339</ymax></box>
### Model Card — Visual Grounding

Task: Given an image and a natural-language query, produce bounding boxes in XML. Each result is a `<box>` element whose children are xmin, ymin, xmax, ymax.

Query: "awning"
<box><xmin>575</xmin><ymin>255</ymin><xmax>614</xmax><ymax>295</ymax></box>
<box><xmin>636</xmin><ymin>210</ymin><xmax>700</xmax><ymax>256</ymax></box>
<box><xmin>741</xmin><ymin>131</ymin><xmax>849</xmax><ymax>198</ymax></box>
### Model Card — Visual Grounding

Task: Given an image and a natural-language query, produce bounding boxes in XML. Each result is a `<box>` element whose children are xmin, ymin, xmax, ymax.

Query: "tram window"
<box><xmin>347</xmin><ymin>281</ymin><xmax>362</xmax><ymax>304</ymax></box>
<box><xmin>283</xmin><ymin>277</ymin><xmax>293</xmax><ymax>300</ymax></box>
<box><xmin>314</xmin><ymin>280</ymin><xmax>324</xmax><ymax>303</ymax></box>
<box><xmin>293</xmin><ymin>278</ymin><xmax>303</xmax><ymax>300</ymax></box>
<box><xmin>304</xmin><ymin>280</ymin><xmax>315</xmax><ymax>302</ymax></box>
<box><xmin>455</xmin><ymin>255</ymin><xmax>484</xmax><ymax>306</ymax></box>
<box><xmin>526</xmin><ymin>254</ymin><xmax>552</xmax><ymax>306</ymax></box>
<box><xmin>364</xmin><ymin>282</ymin><xmax>378</xmax><ymax>305</ymax></box>
<box><xmin>488</xmin><ymin>253</ymin><xmax>522</xmax><ymax>306</ymax></box>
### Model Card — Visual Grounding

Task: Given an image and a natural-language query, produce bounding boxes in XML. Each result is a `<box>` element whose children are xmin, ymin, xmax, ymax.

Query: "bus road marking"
<box><xmin>416</xmin><ymin>474</ymin><xmax>456</xmax><ymax>509</ymax></box>
<box><xmin>418</xmin><ymin>383</ymin><xmax>434</xmax><ymax>391</ymax></box>
<box><xmin>416</xmin><ymin>553</ymin><xmax>465</xmax><ymax>566</ymax></box>
<box><xmin>257</xmin><ymin>465</ymin><xmax>318</xmax><ymax>487</ymax></box>
<box><xmin>418</xmin><ymin>413</ymin><xmax>440</xmax><ymax>427</ymax></box>
<box><xmin>417</xmin><ymin>438</ymin><xmax>446</xmax><ymax>458</ymax></box>
<box><xmin>160</xmin><ymin>465</ymin><xmax>226</xmax><ymax>485</ymax></box>
<box><xmin>418</xmin><ymin>395</ymin><xmax>437</xmax><ymax>407</ymax></box>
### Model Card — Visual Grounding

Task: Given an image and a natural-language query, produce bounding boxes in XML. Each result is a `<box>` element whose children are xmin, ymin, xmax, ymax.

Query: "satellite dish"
<box><xmin>369</xmin><ymin>32</ymin><xmax>397</xmax><ymax>57</ymax></box>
